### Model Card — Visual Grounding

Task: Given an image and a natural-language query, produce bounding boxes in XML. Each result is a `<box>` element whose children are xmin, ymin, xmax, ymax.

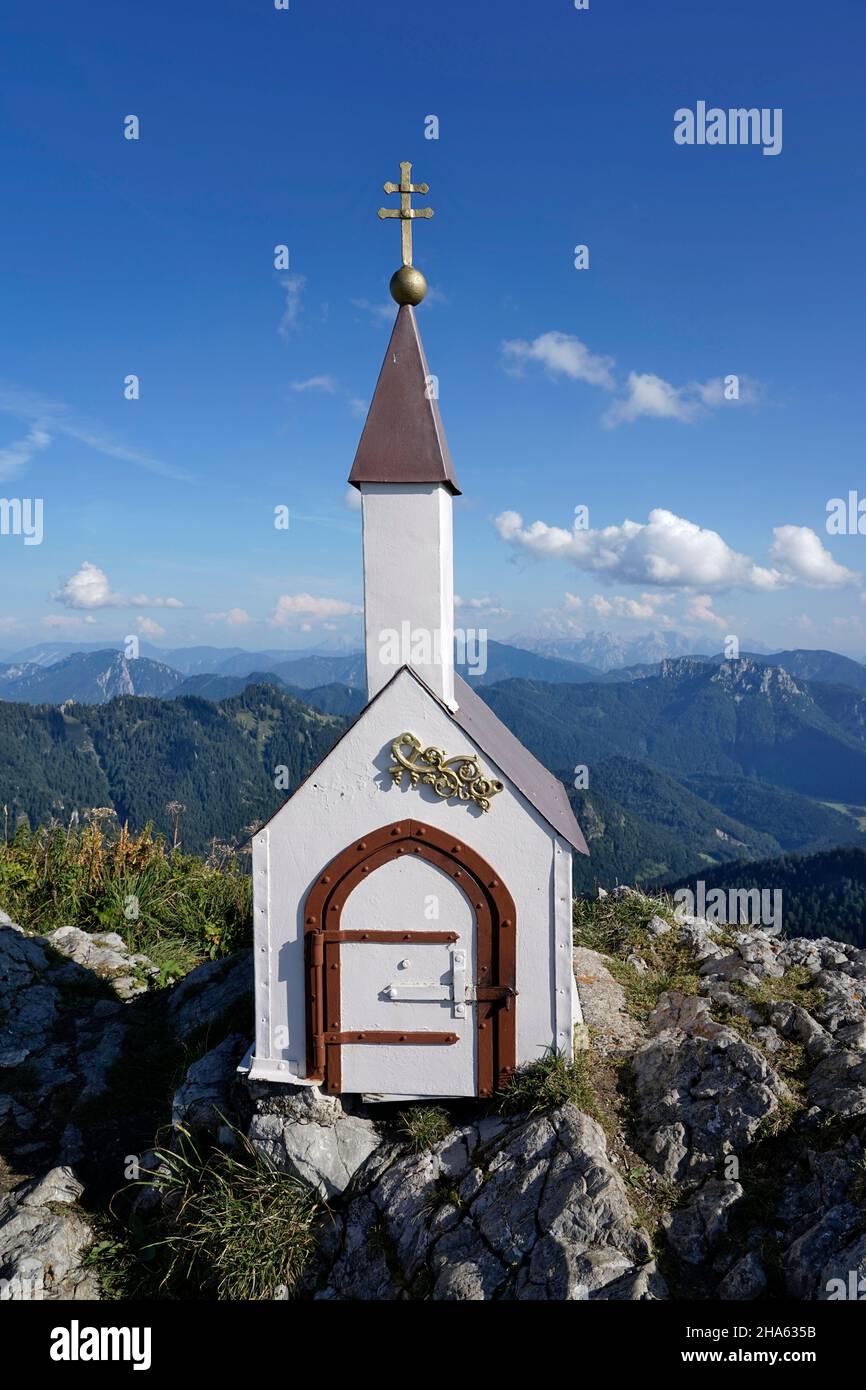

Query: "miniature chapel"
<box><xmin>248</xmin><ymin>164</ymin><xmax>588</xmax><ymax>1100</ymax></box>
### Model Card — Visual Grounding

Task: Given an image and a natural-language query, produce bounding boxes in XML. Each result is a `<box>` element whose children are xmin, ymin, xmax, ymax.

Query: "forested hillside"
<box><xmin>0</xmin><ymin>684</ymin><xmax>346</xmax><ymax>853</ymax></box>
<box><xmin>481</xmin><ymin>660</ymin><xmax>866</xmax><ymax>800</ymax></box>
<box><xmin>664</xmin><ymin>845</ymin><xmax>866</xmax><ymax>948</ymax></box>
<box><xmin>567</xmin><ymin>756</ymin><xmax>781</xmax><ymax>894</ymax></box>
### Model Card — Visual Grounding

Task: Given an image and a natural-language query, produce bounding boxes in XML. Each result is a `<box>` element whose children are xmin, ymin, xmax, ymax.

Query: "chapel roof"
<box><xmin>254</xmin><ymin>666</ymin><xmax>588</xmax><ymax>856</ymax></box>
<box><xmin>448</xmin><ymin>672</ymin><xmax>588</xmax><ymax>854</ymax></box>
<box><xmin>347</xmin><ymin>306</ymin><xmax>461</xmax><ymax>495</ymax></box>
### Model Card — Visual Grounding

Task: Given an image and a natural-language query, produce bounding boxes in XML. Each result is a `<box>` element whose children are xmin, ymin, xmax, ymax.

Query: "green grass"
<box><xmin>496</xmin><ymin>1050</ymin><xmax>601</xmax><ymax>1121</ymax></box>
<box><xmin>574</xmin><ymin>892</ymin><xmax>705</xmax><ymax>1020</ymax></box>
<box><xmin>0</xmin><ymin>821</ymin><xmax>251</xmax><ymax>973</ymax></box>
<box><xmin>573</xmin><ymin>890</ymin><xmax>678</xmax><ymax>955</ymax></box>
<box><xmin>87</xmin><ymin>1125</ymin><xmax>323</xmax><ymax>1300</ymax></box>
<box><xmin>743</xmin><ymin>965</ymin><xmax>825</xmax><ymax>1014</ymax></box>
<box><xmin>397</xmin><ymin>1105</ymin><xmax>452</xmax><ymax>1152</ymax></box>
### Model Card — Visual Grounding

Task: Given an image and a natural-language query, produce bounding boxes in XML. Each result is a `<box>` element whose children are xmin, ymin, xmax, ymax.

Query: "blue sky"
<box><xmin>1</xmin><ymin>0</ymin><xmax>865</xmax><ymax>658</ymax></box>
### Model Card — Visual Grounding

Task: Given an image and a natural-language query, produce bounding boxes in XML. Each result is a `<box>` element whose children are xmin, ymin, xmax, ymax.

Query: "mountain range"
<box><xmin>2</xmin><ymin>640</ymin><xmax>865</xmax><ymax>706</ymax></box>
<box><xmin>2</xmin><ymin>647</ymin><xmax>866</xmax><ymax>902</ymax></box>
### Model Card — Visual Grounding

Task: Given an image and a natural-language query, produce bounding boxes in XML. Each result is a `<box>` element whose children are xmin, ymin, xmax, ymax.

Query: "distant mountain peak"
<box><xmin>660</xmin><ymin>654</ymin><xmax>805</xmax><ymax>699</ymax></box>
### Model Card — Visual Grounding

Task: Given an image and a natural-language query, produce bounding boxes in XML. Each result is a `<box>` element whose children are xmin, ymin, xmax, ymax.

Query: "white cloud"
<box><xmin>53</xmin><ymin>562</ymin><xmax>184</xmax><ymax>610</ymax></box>
<box><xmin>684</xmin><ymin>594</ymin><xmax>729</xmax><ymax>630</ymax></box>
<box><xmin>348</xmin><ymin>397</ymin><xmax>368</xmax><ymax>418</ymax></box>
<box><xmin>454</xmin><ymin>594</ymin><xmax>510</xmax><ymax>618</ymax></box>
<box><xmin>603</xmin><ymin>373</ymin><xmax>760</xmax><ymax>427</ymax></box>
<box><xmin>496</xmin><ymin>336</ymin><xmax>762</xmax><ymax>429</ymax></box>
<box><xmin>270</xmin><ymin>592</ymin><xmax>362</xmax><ymax>627</ymax></box>
<box><xmin>343</xmin><ymin>487</ymin><xmax>362</xmax><ymax>512</ymax></box>
<box><xmin>290</xmin><ymin>375</ymin><xmax>337</xmax><ymax>394</ymax></box>
<box><xmin>603</xmin><ymin>372</ymin><xmax>701</xmax><ymax>426</ymax></box>
<box><xmin>207</xmin><ymin>608</ymin><xmax>253</xmax><ymax>627</ymax></box>
<box><xmin>129</xmin><ymin>594</ymin><xmax>184</xmax><ymax>609</ymax></box>
<box><xmin>0</xmin><ymin>423</ymin><xmax>51</xmax><ymax>479</ymax></box>
<box><xmin>53</xmin><ymin>562</ymin><xmax>123</xmax><ymax>609</ymax></box>
<box><xmin>770</xmin><ymin>525</ymin><xmax>861</xmax><ymax>588</ymax></box>
<box><xmin>136</xmin><ymin>616</ymin><xmax>166</xmax><ymax>639</ymax></box>
<box><xmin>495</xmin><ymin>507</ymin><xmax>782</xmax><ymax>592</ymax></box>
<box><xmin>589</xmin><ymin>593</ymin><xmax>668</xmax><ymax>620</ymax></box>
<box><xmin>207</xmin><ymin>608</ymin><xmax>254</xmax><ymax>631</ymax></box>
<box><xmin>278</xmin><ymin>274</ymin><xmax>306</xmax><ymax>336</ymax></box>
<box><xmin>502</xmin><ymin>332</ymin><xmax>616</xmax><ymax>390</ymax></box>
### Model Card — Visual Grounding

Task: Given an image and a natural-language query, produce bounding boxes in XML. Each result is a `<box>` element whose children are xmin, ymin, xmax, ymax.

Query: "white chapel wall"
<box><xmin>251</xmin><ymin>669</ymin><xmax>574</xmax><ymax>1085</ymax></box>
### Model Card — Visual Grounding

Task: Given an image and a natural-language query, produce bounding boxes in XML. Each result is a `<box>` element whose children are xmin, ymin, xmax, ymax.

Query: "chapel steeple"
<box><xmin>348</xmin><ymin>161</ymin><xmax>460</xmax><ymax>495</ymax></box>
<box><xmin>350</xmin><ymin>163</ymin><xmax>459</xmax><ymax>707</ymax></box>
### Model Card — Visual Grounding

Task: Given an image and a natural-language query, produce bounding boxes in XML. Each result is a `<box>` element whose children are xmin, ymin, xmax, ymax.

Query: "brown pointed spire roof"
<box><xmin>348</xmin><ymin>305</ymin><xmax>461</xmax><ymax>494</ymax></box>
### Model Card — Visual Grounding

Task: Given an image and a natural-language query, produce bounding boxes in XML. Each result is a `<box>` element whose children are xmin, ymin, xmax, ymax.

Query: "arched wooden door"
<box><xmin>303</xmin><ymin>820</ymin><xmax>517</xmax><ymax>1098</ymax></box>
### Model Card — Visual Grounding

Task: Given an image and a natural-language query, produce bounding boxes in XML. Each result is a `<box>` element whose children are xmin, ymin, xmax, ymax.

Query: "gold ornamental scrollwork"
<box><xmin>388</xmin><ymin>733</ymin><xmax>504</xmax><ymax>812</ymax></box>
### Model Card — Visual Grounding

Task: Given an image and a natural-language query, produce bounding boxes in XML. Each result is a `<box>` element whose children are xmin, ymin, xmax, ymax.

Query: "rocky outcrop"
<box><xmin>632</xmin><ymin>991</ymin><xmax>790</xmax><ymax>1181</ymax></box>
<box><xmin>0</xmin><ymin>919</ymin><xmax>254</xmax><ymax>1182</ymax></box>
<box><xmin>3</xmin><ymin>891</ymin><xmax>865</xmax><ymax>1303</ymax></box>
<box><xmin>172</xmin><ymin>1033</ymin><xmax>249</xmax><ymax>1140</ymax></box>
<box><xmin>0</xmin><ymin>1166</ymin><xmax>98</xmax><ymax>1299</ymax></box>
<box><xmin>572</xmin><ymin>946</ymin><xmax>643</xmax><ymax>1054</ymax></box>
<box><xmin>44</xmin><ymin>926</ymin><xmax>158</xmax><ymax>1000</ymax></box>
<box><xmin>312</xmin><ymin>1104</ymin><xmax>665</xmax><ymax>1301</ymax></box>
<box><xmin>247</xmin><ymin>1083</ymin><xmax>380</xmax><ymax>1199</ymax></box>
<box><xmin>168</xmin><ymin>952</ymin><xmax>252</xmax><ymax>1041</ymax></box>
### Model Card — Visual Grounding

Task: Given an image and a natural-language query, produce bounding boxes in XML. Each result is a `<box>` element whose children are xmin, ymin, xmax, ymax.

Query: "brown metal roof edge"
<box><xmin>250</xmin><ymin>665</ymin><xmax>587</xmax><ymax>855</ymax></box>
<box><xmin>448</xmin><ymin>672</ymin><xmax>589</xmax><ymax>856</ymax></box>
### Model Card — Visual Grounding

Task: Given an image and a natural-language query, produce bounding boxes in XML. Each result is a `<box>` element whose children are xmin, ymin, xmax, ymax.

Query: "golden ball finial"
<box><xmin>390</xmin><ymin>265</ymin><xmax>427</xmax><ymax>306</ymax></box>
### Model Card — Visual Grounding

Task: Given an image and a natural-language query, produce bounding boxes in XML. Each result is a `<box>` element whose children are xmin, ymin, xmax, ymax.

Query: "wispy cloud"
<box><xmin>41</xmin><ymin>614</ymin><xmax>98</xmax><ymax>631</ymax></box>
<box><xmin>502</xmin><ymin>332</ymin><xmax>616</xmax><ymax>390</ymax></box>
<box><xmin>290</xmin><ymin>375</ymin><xmax>337</xmax><ymax>394</ymax></box>
<box><xmin>270</xmin><ymin>592</ymin><xmax>362</xmax><ymax>628</ymax></box>
<box><xmin>278</xmin><ymin>274</ymin><xmax>306</xmax><ymax>336</ymax></box>
<box><xmin>0</xmin><ymin>422</ymin><xmax>52</xmax><ymax>480</ymax></box>
<box><xmin>603</xmin><ymin>371</ymin><xmax>762</xmax><ymax>427</ymax></box>
<box><xmin>455</xmin><ymin>594</ymin><xmax>510</xmax><ymax>618</ymax></box>
<box><xmin>0</xmin><ymin>383</ymin><xmax>192</xmax><ymax>482</ymax></box>
<box><xmin>352</xmin><ymin>298</ymin><xmax>394</xmax><ymax>324</ymax></box>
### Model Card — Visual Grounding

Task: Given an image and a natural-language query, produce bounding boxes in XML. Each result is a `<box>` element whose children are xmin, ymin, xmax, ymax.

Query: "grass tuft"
<box><xmin>496</xmin><ymin>1050</ymin><xmax>600</xmax><ymax>1120</ymax></box>
<box><xmin>397</xmin><ymin>1105</ymin><xmax>452</xmax><ymax>1152</ymax></box>
<box><xmin>88</xmin><ymin>1123</ymin><xmax>322</xmax><ymax>1300</ymax></box>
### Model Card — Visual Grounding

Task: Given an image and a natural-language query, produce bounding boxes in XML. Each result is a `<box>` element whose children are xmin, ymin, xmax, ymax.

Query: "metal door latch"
<box><xmin>383</xmin><ymin>949</ymin><xmax>467</xmax><ymax>1018</ymax></box>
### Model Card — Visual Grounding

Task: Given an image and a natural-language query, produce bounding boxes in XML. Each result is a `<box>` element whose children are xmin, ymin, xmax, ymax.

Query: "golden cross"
<box><xmin>378</xmin><ymin>161</ymin><xmax>433</xmax><ymax>268</ymax></box>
